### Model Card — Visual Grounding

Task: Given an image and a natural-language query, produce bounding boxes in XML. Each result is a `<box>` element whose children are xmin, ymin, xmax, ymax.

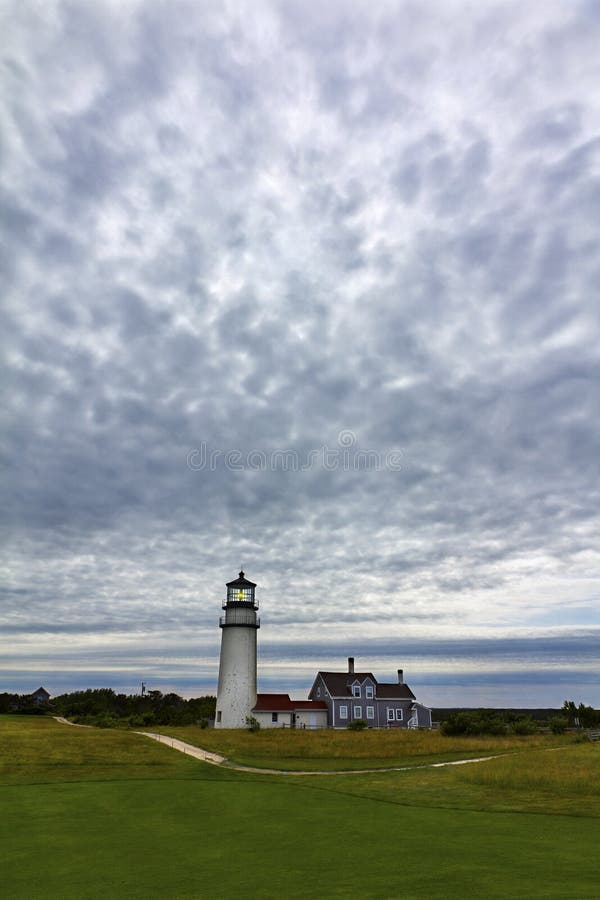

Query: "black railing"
<box><xmin>219</xmin><ymin>613</ymin><xmax>260</xmax><ymax>628</ymax></box>
<box><xmin>222</xmin><ymin>598</ymin><xmax>259</xmax><ymax>610</ymax></box>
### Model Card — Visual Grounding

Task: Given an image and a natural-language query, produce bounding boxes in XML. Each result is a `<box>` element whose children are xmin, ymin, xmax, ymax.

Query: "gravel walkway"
<box><xmin>135</xmin><ymin>731</ymin><xmax>226</xmax><ymax>766</ymax></box>
<box><xmin>54</xmin><ymin>716</ymin><xmax>92</xmax><ymax>727</ymax></box>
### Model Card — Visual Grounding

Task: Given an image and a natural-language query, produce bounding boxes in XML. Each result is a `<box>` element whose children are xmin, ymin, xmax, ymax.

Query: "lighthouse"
<box><xmin>215</xmin><ymin>570</ymin><xmax>260</xmax><ymax>728</ymax></box>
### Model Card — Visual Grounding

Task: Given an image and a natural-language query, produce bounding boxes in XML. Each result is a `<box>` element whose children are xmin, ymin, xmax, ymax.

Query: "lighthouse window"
<box><xmin>216</xmin><ymin>711</ymin><xmax>222</xmax><ymax>723</ymax></box>
<box><xmin>229</xmin><ymin>587</ymin><xmax>253</xmax><ymax>602</ymax></box>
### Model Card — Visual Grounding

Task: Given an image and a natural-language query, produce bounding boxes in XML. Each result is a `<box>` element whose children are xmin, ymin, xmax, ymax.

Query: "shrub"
<box><xmin>347</xmin><ymin>719</ymin><xmax>367</xmax><ymax>731</ymax></box>
<box><xmin>549</xmin><ymin>716</ymin><xmax>569</xmax><ymax>734</ymax></box>
<box><xmin>128</xmin><ymin>716</ymin><xmax>145</xmax><ymax>728</ymax></box>
<box><xmin>245</xmin><ymin>716</ymin><xmax>260</xmax><ymax>733</ymax></box>
<box><xmin>512</xmin><ymin>716</ymin><xmax>538</xmax><ymax>735</ymax></box>
<box><xmin>441</xmin><ymin>710</ymin><xmax>506</xmax><ymax>736</ymax></box>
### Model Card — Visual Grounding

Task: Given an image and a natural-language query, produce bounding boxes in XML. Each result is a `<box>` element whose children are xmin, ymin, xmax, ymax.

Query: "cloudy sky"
<box><xmin>2</xmin><ymin>0</ymin><xmax>599</xmax><ymax>707</ymax></box>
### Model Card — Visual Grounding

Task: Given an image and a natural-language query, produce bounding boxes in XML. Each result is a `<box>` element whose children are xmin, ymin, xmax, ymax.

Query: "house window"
<box><xmin>387</xmin><ymin>708</ymin><xmax>395</xmax><ymax>722</ymax></box>
<box><xmin>365</xmin><ymin>685</ymin><xmax>374</xmax><ymax>699</ymax></box>
<box><xmin>316</xmin><ymin>687</ymin><xmax>321</xmax><ymax>697</ymax></box>
<box><xmin>353</xmin><ymin>705</ymin><xmax>362</xmax><ymax>719</ymax></box>
<box><xmin>366</xmin><ymin>706</ymin><xmax>375</xmax><ymax>719</ymax></box>
<box><xmin>395</xmin><ymin>709</ymin><xmax>403</xmax><ymax>721</ymax></box>
<box><xmin>352</xmin><ymin>685</ymin><xmax>361</xmax><ymax>697</ymax></box>
<box><xmin>340</xmin><ymin>705</ymin><xmax>348</xmax><ymax>719</ymax></box>
<box><xmin>272</xmin><ymin>712</ymin><xmax>278</xmax><ymax>723</ymax></box>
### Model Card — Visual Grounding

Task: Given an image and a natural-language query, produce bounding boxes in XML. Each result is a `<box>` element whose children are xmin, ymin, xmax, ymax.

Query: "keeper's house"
<box><xmin>307</xmin><ymin>657</ymin><xmax>432</xmax><ymax>729</ymax></box>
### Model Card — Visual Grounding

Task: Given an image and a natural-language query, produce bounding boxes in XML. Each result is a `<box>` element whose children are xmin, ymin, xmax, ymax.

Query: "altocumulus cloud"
<box><xmin>1</xmin><ymin>0</ymin><xmax>599</xmax><ymax>704</ymax></box>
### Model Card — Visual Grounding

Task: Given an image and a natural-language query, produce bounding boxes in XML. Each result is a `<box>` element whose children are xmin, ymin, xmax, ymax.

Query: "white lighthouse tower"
<box><xmin>215</xmin><ymin>570</ymin><xmax>260</xmax><ymax>728</ymax></box>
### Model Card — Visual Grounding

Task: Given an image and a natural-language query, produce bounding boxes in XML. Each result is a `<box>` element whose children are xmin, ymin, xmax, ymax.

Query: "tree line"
<box><xmin>1</xmin><ymin>689</ymin><xmax>216</xmax><ymax>728</ymax></box>
<box><xmin>439</xmin><ymin>701</ymin><xmax>600</xmax><ymax>736</ymax></box>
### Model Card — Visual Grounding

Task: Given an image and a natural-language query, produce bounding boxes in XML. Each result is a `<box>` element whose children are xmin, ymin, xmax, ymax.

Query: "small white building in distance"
<box><xmin>214</xmin><ymin>571</ymin><xmax>431</xmax><ymax>729</ymax></box>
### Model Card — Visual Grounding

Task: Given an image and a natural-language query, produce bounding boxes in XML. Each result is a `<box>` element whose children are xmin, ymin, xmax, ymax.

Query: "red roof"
<box><xmin>252</xmin><ymin>693</ymin><xmax>327</xmax><ymax>712</ymax></box>
<box><xmin>253</xmin><ymin>693</ymin><xmax>293</xmax><ymax>711</ymax></box>
<box><xmin>290</xmin><ymin>699</ymin><xmax>328</xmax><ymax>710</ymax></box>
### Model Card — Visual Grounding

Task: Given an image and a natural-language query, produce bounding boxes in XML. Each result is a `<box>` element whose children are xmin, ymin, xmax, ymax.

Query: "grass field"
<box><xmin>2</xmin><ymin>716</ymin><xmax>599</xmax><ymax>899</ymax></box>
<box><xmin>152</xmin><ymin>723</ymin><xmax>580</xmax><ymax>770</ymax></box>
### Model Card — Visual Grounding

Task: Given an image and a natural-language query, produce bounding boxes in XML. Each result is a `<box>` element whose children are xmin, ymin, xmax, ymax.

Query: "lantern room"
<box><xmin>225</xmin><ymin>570</ymin><xmax>258</xmax><ymax>608</ymax></box>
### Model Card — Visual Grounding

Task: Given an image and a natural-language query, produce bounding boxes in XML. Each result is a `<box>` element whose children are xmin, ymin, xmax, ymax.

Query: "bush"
<box><xmin>77</xmin><ymin>713</ymin><xmax>121</xmax><ymax>728</ymax></box>
<box><xmin>440</xmin><ymin>710</ymin><xmax>506</xmax><ymax>736</ymax></box>
<box><xmin>245</xmin><ymin>716</ymin><xmax>260</xmax><ymax>733</ymax></box>
<box><xmin>128</xmin><ymin>716</ymin><xmax>145</xmax><ymax>728</ymax></box>
<box><xmin>512</xmin><ymin>716</ymin><xmax>538</xmax><ymax>735</ymax></box>
<box><xmin>347</xmin><ymin>719</ymin><xmax>367</xmax><ymax>731</ymax></box>
<box><xmin>549</xmin><ymin>716</ymin><xmax>569</xmax><ymax>734</ymax></box>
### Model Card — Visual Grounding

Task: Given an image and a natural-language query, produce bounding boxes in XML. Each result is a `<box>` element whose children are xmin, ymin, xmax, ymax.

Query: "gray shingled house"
<box><xmin>308</xmin><ymin>657</ymin><xmax>432</xmax><ymax>729</ymax></box>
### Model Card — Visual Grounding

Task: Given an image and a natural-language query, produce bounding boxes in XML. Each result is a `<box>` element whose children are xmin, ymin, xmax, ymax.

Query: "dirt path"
<box><xmin>53</xmin><ymin>716</ymin><xmax>92</xmax><ymax>727</ymax></box>
<box><xmin>134</xmin><ymin>731</ymin><xmax>226</xmax><ymax>766</ymax></box>
<box><xmin>135</xmin><ymin>730</ymin><xmax>504</xmax><ymax>776</ymax></box>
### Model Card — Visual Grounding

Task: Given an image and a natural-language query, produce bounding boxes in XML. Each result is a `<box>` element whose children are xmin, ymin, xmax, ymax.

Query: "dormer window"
<box><xmin>352</xmin><ymin>684</ymin><xmax>361</xmax><ymax>698</ymax></box>
<box><xmin>365</xmin><ymin>685</ymin><xmax>374</xmax><ymax>699</ymax></box>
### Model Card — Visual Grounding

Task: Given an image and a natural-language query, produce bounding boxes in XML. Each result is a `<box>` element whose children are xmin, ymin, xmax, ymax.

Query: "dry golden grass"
<box><xmin>156</xmin><ymin>724</ymin><xmax>577</xmax><ymax>770</ymax></box>
<box><xmin>455</xmin><ymin>740</ymin><xmax>600</xmax><ymax>795</ymax></box>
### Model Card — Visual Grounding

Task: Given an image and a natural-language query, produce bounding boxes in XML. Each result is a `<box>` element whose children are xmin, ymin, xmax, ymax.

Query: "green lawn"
<box><xmin>0</xmin><ymin>716</ymin><xmax>237</xmax><ymax>785</ymax></box>
<box><xmin>1</xmin><ymin>717</ymin><xmax>599</xmax><ymax>899</ymax></box>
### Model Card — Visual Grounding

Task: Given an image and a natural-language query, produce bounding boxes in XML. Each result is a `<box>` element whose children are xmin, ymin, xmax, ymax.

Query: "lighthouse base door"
<box><xmin>309</xmin><ymin>713</ymin><xmax>317</xmax><ymax>729</ymax></box>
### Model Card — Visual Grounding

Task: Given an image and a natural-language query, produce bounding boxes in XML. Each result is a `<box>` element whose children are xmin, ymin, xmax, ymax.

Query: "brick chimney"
<box><xmin>348</xmin><ymin>657</ymin><xmax>355</xmax><ymax>674</ymax></box>
<box><xmin>397</xmin><ymin>668</ymin><xmax>404</xmax><ymax>684</ymax></box>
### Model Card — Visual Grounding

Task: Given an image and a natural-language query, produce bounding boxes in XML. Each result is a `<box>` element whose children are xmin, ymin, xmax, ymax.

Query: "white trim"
<box><xmin>339</xmin><ymin>705</ymin><xmax>348</xmax><ymax>719</ymax></box>
<box><xmin>366</xmin><ymin>706</ymin><xmax>374</xmax><ymax>719</ymax></box>
<box><xmin>353</xmin><ymin>705</ymin><xmax>362</xmax><ymax>719</ymax></box>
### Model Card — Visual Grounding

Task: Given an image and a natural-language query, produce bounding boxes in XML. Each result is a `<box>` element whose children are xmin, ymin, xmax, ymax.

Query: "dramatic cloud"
<box><xmin>1</xmin><ymin>0</ymin><xmax>599</xmax><ymax>705</ymax></box>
